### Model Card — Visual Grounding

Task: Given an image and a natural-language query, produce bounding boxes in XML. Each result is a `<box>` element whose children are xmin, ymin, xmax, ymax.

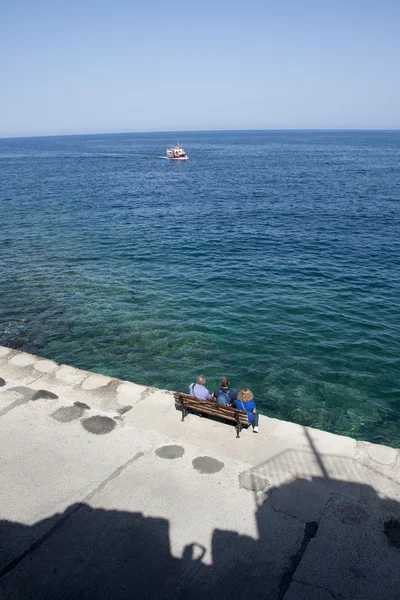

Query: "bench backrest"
<box><xmin>173</xmin><ymin>392</ymin><xmax>249</xmax><ymax>425</ymax></box>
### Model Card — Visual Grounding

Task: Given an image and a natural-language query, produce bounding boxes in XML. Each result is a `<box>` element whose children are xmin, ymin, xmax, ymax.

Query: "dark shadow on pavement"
<box><xmin>1</xmin><ymin>430</ymin><xmax>400</xmax><ymax>599</ymax></box>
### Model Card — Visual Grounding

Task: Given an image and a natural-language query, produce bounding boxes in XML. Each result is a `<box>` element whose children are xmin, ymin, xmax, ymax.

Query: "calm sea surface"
<box><xmin>1</xmin><ymin>131</ymin><xmax>399</xmax><ymax>445</ymax></box>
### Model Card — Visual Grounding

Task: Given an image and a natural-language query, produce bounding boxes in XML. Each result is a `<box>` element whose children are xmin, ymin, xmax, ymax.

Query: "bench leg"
<box><xmin>235</xmin><ymin>413</ymin><xmax>242</xmax><ymax>438</ymax></box>
<box><xmin>179</xmin><ymin>396</ymin><xmax>187</xmax><ymax>422</ymax></box>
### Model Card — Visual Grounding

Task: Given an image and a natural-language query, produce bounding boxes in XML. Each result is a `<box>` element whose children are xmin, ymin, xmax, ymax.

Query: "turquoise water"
<box><xmin>1</xmin><ymin>131</ymin><xmax>400</xmax><ymax>445</ymax></box>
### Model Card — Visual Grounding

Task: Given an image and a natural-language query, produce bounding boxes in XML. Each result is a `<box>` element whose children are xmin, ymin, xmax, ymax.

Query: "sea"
<box><xmin>1</xmin><ymin>130</ymin><xmax>399</xmax><ymax>446</ymax></box>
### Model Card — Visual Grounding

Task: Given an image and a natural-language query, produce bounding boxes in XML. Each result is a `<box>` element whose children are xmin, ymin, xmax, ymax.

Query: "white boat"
<box><xmin>159</xmin><ymin>144</ymin><xmax>189</xmax><ymax>160</ymax></box>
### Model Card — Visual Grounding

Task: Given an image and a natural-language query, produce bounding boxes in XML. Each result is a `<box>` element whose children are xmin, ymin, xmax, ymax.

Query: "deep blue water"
<box><xmin>1</xmin><ymin>130</ymin><xmax>400</xmax><ymax>445</ymax></box>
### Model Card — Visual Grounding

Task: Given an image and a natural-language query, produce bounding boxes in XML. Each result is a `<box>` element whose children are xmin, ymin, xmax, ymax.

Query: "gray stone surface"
<box><xmin>33</xmin><ymin>359</ymin><xmax>58</xmax><ymax>374</ymax></box>
<box><xmin>192</xmin><ymin>456</ymin><xmax>225</xmax><ymax>474</ymax></box>
<box><xmin>292</xmin><ymin>493</ymin><xmax>400</xmax><ymax>600</ymax></box>
<box><xmin>1</xmin><ymin>345</ymin><xmax>400</xmax><ymax>600</ymax></box>
<box><xmin>51</xmin><ymin>405</ymin><xmax>86</xmax><ymax>422</ymax></box>
<box><xmin>284</xmin><ymin>581</ymin><xmax>335</xmax><ymax>600</ymax></box>
<box><xmin>81</xmin><ymin>373</ymin><xmax>112</xmax><ymax>390</ymax></box>
<box><xmin>155</xmin><ymin>445</ymin><xmax>185</xmax><ymax>459</ymax></box>
<box><xmin>81</xmin><ymin>415</ymin><xmax>116</xmax><ymax>434</ymax></box>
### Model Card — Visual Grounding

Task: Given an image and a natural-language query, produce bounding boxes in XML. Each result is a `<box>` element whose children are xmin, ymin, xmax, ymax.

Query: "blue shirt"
<box><xmin>213</xmin><ymin>387</ymin><xmax>237</xmax><ymax>406</ymax></box>
<box><xmin>189</xmin><ymin>383</ymin><xmax>212</xmax><ymax>401</ymax></box>
<box><xmin>235</xmin><ymin>399</ymin><xmax>256</xmax><ymax>422</ymax></box>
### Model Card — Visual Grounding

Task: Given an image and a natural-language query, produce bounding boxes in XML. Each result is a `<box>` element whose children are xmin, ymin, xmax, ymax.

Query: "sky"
<box><xmin>1</xmin><ymin>0</ymin><xmax>399</xmax><ymax>137</ymax></box>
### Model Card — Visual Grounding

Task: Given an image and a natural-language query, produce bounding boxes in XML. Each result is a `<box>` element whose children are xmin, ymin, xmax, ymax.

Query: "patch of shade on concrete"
<box><xmin>155</xmin><ymin>445</ymin><xmax>185</xmax><ymax>460</ymax></box>
<box><xmin>239</xmin><ymin>471</ymin><xmax>270</xmax><ymax>492</ymax></box>
<box><xmin>192</xmin><ymin>456</ymin><xmax>224</xmax><ymax>474</ymax></box>
<box><xmin>82</xmin><ymin>415</ymin><xmax>116</xmax><ymax>435</ymax></box>
<box><xmin>117</xmin><ymin>405</ymin><xmax>133</xmax><ymax>415</ymax></box>
<box><xmin>0</xmin><ymin>386</ymin><xmax>37</xmax><ymax>418</ymax></box>
<box><xmin>9</xmin><ymin>386</ymin><xmax>35</xmax><ymax>401</ymax></box>
<box><xmin>0</xmin><ymin>378</ymin><xmax>5</xmax><ymax>387</ymax></box>
<box><xmin>31</xmin><ymin>390</ymin><xmax>59</xmax><ymax>401</ymax></box>
<box><xmin>74</xmin><ymin>401</ymin><xmax>90</xmax><ymax>410</ymax></box>
<box><xmin>51</xmin><ymin>405</ymin><xmax>86</xmax><ymax>423</ymax></box>
<box><xmin>384</xmin><ymin>519</ymin><xmax>400</xmax><ymax>548</ymax></box>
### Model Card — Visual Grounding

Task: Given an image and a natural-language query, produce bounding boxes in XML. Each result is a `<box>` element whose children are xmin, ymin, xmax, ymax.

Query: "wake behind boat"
<box><xmin>158</xmin><ymin>144</ymin><xmax>189</xmax><ymax>160</ymax></box>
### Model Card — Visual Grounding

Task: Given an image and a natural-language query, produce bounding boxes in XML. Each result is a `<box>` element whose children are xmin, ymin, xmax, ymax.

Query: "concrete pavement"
<box><xmin>1</xmin><ymin>345</ymin><xmax>400</xmax><ymax>599</ymax></box>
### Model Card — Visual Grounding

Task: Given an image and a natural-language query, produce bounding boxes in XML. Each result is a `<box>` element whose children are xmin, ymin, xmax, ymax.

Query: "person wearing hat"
<box><xmin>189</xmin><ymin>375</ymin><xmax>213</xmax><ymax>401</ymax></box>
<box><xmin>236</xmin><ymin>388</ymin><xmax>259</xmax><ymax>433</ymax></box>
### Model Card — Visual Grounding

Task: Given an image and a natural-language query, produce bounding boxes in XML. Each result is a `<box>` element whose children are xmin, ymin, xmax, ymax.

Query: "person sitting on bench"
<box><xmin>189</xmin><ymin>375</ymin><xmax>213</xmax><ymax>401</ymax></box>
<box><xmin>213</xmin><ymin>376</ymin><xmax>237</xmax><ymax>406</ymax></box>
<box><xmin>236</xmin><ymin>388</ymin><xmax>259</xmax><ymax>433</ymax></box>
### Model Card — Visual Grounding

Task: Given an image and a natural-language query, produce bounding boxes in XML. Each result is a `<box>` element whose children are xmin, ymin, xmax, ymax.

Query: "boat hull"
<box><xmin>158</xmin><ymin>156</ymin><xmax>189</xmax><ymax>160</ymax></box>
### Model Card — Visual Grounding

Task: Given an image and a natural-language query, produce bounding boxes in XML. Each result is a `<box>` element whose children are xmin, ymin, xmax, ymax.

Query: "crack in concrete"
<box><xmin>28</xmin><ymin>373</ymin><xmax>49</xmax><ymax>385</ymax></box>
<box><xmin>279</xmin><ymin>494</ymin><xmax>337</xmax><ymax>600</ymax></box>
<box><xmin>0</xmin><ymin>451</ymin><xmax>144</xmax><ymax>580</ymax></box>
<box><xmin>14</xmin><ymin>372</ymin><xmax>49</xmax><ymax>387</ymax></box>
<box><xmin>83</xmin><ymin>452</ymin><xmax>144</xmax><ymax>500</ymax></box>
<box><xmin>268</xmin><ymin>502</ymin><xmax>306</xmax><ymax>525</ymax></box>
<box><xmin>277</xmin><ymin>521</ymin><xmax>319</xmax><ymax>600</ymax></box>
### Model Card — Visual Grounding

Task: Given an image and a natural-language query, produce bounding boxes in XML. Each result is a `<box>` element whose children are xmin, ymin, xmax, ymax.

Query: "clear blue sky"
<box><xmin>1</xmin><ymin>0</ymin><xmax>399</xmax><ymax>137</ymax></box>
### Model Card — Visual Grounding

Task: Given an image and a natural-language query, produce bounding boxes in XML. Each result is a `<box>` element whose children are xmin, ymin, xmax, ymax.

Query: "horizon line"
<box><xmin>1</xmin><ymin>127</ymin><xmax>400</xmax><ymax>141</ymax></box>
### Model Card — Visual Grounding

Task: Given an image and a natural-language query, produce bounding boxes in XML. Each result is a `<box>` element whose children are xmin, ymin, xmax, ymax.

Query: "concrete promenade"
<box><xmin>1</xmin><ymin>344</ymin><xmax>400</xmax><ymax>599</ymax></box>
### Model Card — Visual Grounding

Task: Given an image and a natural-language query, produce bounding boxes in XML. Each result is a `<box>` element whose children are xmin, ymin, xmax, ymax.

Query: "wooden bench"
<box><xmin>173</xmin><ymin>392</ymin><xmax>249</xmax><ymax>438</ymax></box>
